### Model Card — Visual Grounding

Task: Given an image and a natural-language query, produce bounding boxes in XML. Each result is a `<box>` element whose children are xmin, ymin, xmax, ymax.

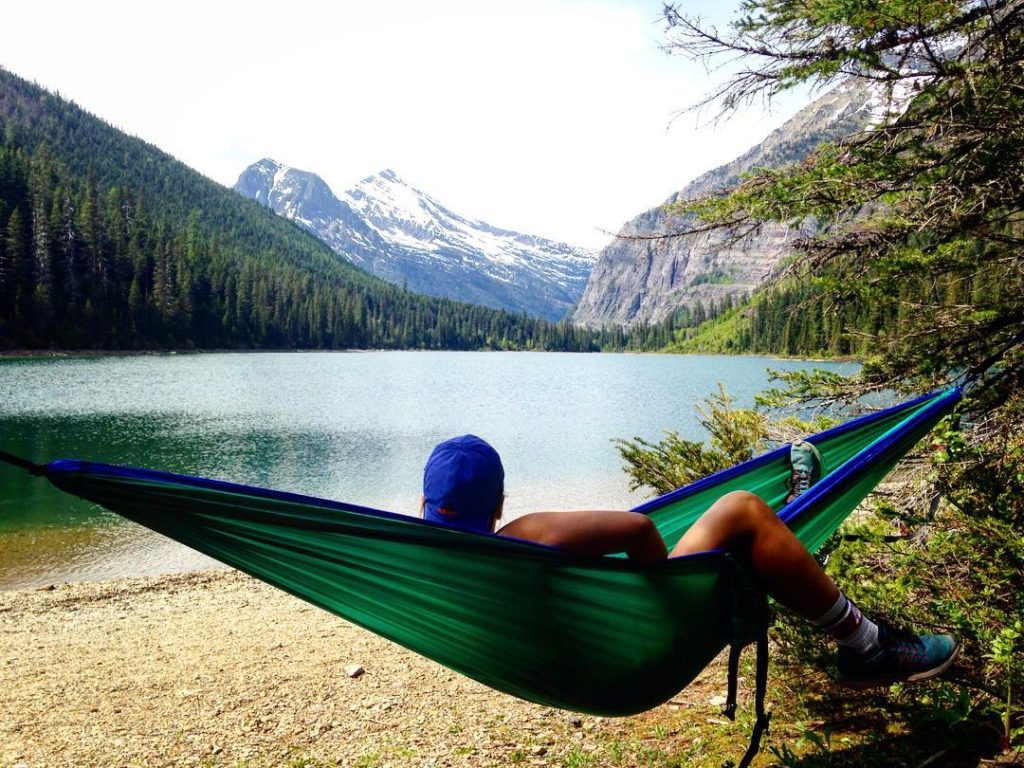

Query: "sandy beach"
<box><xmin>0</xmin><ymin>569</ymin><xmax>751</xmax><ymax>768</ymax></box>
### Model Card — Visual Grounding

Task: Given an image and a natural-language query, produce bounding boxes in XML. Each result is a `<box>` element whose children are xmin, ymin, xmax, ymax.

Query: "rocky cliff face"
<box><xmin>235</xmin><ymin>162</ymin><xmax>596</xmax><ymax>322</ymax></box>
<box><xmin>572</xmin><ymin>80</ymin><xmax>885</xmax><ymax>327</ymax></box>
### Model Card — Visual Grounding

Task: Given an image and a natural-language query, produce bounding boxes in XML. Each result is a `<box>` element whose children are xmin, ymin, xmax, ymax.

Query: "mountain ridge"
<box><xmin>234</xmin><ymin>160</ymin><xmax>596</xmax><ymax>321</ymax></box>
<box><xmin>571</xmin><ymin>79</ymin><xmax>886</xmax><ymax>327</ymax></box>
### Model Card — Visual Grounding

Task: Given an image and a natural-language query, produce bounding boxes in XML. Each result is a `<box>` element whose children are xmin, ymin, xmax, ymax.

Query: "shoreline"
<box><xmin>0</xmin><ymin>568</ymin><xmax>741</xmax><ymax>768</ymax></box>
<box><xmin>0</xmin><ymin>347</ymin><xmax>863</xmax><ymax>364</ymax></box>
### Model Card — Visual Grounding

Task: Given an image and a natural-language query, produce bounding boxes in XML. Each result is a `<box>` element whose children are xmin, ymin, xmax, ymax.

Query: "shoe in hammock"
<box><xmin>785</xmin><ymin>439</ymin><xmax>823</xmax><ymax>504</ymax></box>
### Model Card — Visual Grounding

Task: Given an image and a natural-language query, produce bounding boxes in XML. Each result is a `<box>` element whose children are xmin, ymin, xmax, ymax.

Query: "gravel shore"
<box><xmin>0</xmin><ymin>569</ymin><xmax>740</xmax><ymax>768</ymax></box>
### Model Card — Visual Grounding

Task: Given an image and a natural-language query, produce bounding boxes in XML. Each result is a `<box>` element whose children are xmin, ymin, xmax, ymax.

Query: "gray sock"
<box><xmin>812</xmin><ymin>592</ymin><xmax>880</xmax><ymax>656</ymax></box>
<box><xmin>811</xmin><ymin>592</ymin><xmax>851</xmax><ymax>632</ymax></box>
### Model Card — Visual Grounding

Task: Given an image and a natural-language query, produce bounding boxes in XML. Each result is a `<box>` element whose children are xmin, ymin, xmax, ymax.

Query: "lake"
<box><xmin>0</xmin><ymin>351</ymin><xmax>853</xmax><ymax>589</ymax></box>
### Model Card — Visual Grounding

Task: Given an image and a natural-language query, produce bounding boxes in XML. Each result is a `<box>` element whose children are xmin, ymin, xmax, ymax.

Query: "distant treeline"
<box><xmin>0</xmin><ymin>137</ymin><xmax>589</xmax><ymax>350</ymax></box>
<box><xmin>0</xmin><ymin>69</ymin><xmax>697</xmax><ymax>353</ymax></box>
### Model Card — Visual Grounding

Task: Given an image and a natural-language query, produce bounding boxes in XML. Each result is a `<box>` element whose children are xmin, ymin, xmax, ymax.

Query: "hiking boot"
<box><xmin>837</xmin><ymin>620</ymin><xmax>960</xmax><ymax>688</ymax></box>
<box><xmin>785</xmin><ymin>439</ymin><xmax>823</xmax><ymax>504</ymax></box>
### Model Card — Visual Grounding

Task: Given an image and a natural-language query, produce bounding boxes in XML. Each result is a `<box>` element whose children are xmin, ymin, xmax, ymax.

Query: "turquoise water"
<box><xmin>0</xmin><ymin>351</ymin><xmax>853</xmax><ymax>588</ymax></box>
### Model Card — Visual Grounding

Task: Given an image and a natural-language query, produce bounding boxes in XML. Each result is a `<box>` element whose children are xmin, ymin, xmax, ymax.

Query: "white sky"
<box><xmin>0</xmin><ymin>0</ymin><xmax>811</xmax><ymax>250</ymax></box>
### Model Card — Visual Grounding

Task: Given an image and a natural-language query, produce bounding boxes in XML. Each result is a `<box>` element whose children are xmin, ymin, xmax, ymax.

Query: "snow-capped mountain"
<box><xmin>234</xmin><ymin>161</ymin><xmax>597</xmax><ymax>321</ymax></box>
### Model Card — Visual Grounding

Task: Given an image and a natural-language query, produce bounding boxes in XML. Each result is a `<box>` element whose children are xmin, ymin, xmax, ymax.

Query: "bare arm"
<box><xmin>496</xmin><ymin>511</ymin><xmax>668</xmax><ymax>563</ymax></box>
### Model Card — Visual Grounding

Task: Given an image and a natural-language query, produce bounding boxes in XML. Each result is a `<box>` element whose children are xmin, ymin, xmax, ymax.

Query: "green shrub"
<box><xmin>620</xmin><ymin>388</ymin><xmax>1024</xmax><ymax>753</ymax></box>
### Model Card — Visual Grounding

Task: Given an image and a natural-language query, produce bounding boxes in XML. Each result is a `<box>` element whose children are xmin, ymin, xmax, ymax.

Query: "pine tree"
<box><xmin>4</xmin><ymin>207</ymin><xmax>30</xmax><ymax>328</ymax></box>
<box><xmin>665</xmin><ymin>0</ymin><xmax>1024</xmax><ymax>402</ymax></box>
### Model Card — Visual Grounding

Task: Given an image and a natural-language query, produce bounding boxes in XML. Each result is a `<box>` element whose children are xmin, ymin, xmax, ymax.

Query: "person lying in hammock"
<box><xmin>421</xmin><ymin>434</ymin><xmax>959</xmax><ymax>690</ymax></box>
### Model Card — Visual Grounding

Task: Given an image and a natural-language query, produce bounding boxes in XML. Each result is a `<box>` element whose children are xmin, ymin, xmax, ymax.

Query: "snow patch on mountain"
<box><xmin>234</xmin><ymin>160</ymin><xmax>597</xmax><ymax>321</ymax></box>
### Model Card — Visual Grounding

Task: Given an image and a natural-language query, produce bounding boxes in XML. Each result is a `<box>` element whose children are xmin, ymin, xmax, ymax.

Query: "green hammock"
<box><xmin>1</xmin><ymin>388</ymin><xmax>959</xmax><ymax>721</ymax></box>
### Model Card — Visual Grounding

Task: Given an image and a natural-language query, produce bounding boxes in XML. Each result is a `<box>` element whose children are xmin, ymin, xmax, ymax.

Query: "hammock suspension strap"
<box><xmin>723</xmin><ymin>627</ymin><xmax>772</xmax><ymax>768</ymax></box>
<box><xmin>0</xmin><ymin>450</ymin><xmax>45</xmax><ymax>476</ymax></box>
<box><xmin>722</xmin><ymin>555</ymin><xmax>773</xmax><ymax>768</ymax></box>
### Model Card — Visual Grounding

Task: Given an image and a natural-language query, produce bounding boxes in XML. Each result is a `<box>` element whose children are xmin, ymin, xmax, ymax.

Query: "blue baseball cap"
<box><xmin>423</xmin><ymin>435</ymin><xmax>504</xmax><ymax>532</ymax></box>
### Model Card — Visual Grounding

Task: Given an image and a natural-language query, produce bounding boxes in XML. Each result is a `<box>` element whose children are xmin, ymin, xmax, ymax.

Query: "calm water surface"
<box><xmin>0</xmin><ymin>351</ymin><xmax>852</xmax><ymax>588</ymax></box>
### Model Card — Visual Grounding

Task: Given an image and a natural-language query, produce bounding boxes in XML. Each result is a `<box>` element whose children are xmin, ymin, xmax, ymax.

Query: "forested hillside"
<box><xmin>0</xmin><ymin>70</ymin><xmax>596</xmax><ymax>351</ymax></box>
<box><xmin>672</xmin><ymin>258</ymin><xmax>1007</xmax><ymax>358</ymax></box>
<box><xmin>670</xmin><ymin>277</ymin><xmax>910</xmax><ymax>357</ymax></box>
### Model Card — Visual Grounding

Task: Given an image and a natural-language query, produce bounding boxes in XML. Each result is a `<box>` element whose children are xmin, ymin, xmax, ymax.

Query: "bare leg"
<box><xmin>672</xmin><ymin>492</ymin><xmax>961</xmax><ymax>686</ymax></box>
<box><xmin>672</xmin><ymin>491</ymin><xmax>854</xmax><ymax>631</ymax></box>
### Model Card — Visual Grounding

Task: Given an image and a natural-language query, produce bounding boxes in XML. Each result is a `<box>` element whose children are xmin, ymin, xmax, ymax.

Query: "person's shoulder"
<box><xmin>495</xmin><ymin>511</ymin><xmax>555</xmax><ymax>542</ymax></box>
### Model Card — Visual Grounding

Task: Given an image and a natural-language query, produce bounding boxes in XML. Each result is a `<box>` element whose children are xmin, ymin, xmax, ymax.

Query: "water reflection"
<box><xmin>0</xmin><ymin>520</ymin><xmax>223</xmax><ymax>590</ymax></box>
